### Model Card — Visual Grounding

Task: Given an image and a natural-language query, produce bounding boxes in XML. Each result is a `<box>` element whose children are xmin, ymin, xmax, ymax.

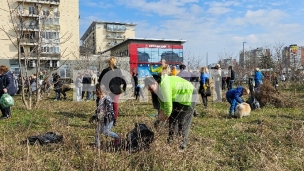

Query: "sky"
<box><xmin>79</xmin><ymin>0</ymin><xmax>304</xmax><ymax>65</ymax></box>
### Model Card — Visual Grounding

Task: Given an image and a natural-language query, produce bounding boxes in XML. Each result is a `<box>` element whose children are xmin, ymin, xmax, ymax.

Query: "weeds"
<box><xmin>0</xmin><ymin>87</ymin><xmax>304</xmax><ymax>170</ymax></box>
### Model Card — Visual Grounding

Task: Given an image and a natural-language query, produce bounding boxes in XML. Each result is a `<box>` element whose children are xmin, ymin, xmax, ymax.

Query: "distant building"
<box><xmin>81</xmin><ymin>21</ymin><xmax>137</xmax><ymax>54</ymax></box>
<box><xmin>100</xmin><ymin>38</ymin><xmax>186</xmax><ymax>78</ymax></box>
<box><xmin>0</xmin><ymin>0</ymin><xmax>79</xmax><ymax>75</ymax></box>
<box><xmin>239</xmin><ymin>47</ymin><xmax>270</xmax><ymax>68</ymax></box>
<box><xmin>218</xmin><ymin>58</ymin><xmax>236</xmax><ymax>69</ymax></box>
<box><xmin>282</xmin><ymin>44</ymin><xmax>304</xmax><ymax>72</ymax></box>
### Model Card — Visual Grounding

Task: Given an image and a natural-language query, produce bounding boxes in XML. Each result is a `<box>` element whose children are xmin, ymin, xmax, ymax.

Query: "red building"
<box><xmin>101</xmin><ymin>38</ymin><xmax>186</xmax><ymax>78</ymax></box>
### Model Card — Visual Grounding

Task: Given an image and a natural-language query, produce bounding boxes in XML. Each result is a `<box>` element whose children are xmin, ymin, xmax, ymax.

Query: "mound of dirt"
<box><xmin>255</xmin><ymin>79</ymin><xmax>295</xmax><ymax>108</ymax></box>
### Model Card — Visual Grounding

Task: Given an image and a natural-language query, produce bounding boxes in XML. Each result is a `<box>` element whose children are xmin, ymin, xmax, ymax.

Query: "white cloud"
<box><xmin>80</xmin><ymin>0</ymin><xmax>304</xmax><ymax>64</ymax></box>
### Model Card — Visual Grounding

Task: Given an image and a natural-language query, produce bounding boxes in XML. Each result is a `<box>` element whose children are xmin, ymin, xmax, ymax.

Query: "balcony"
<box><xmin>106</xmin><ymin>35</ymin><xmax>125</xmax><ymax>40</ymax></box>
<box><xmin>18</xmin><ymin>10</ymin><xmax>39</xmax><ymax>17</ymax></box>
<box><xmin>18</xmin><ymin>24</ymin><xmax>39</xmax><ymax>31</ymax></box>
<box><xmin>20</xmin><ymin>38</ymin><xmax>39</xmax><ymax>45</ymax></box>
<box><xmin>20</xmin><ymin>52</ymin><xmax>60</xmax><ymax>59</ymax></box>
<box><xmin>106</xmin><ymin>28</ymin><xmax>126</xmax><ymax>33</ymax></box>
<box><xmin>42</xmin><ymin>39</ymin><xmax>60</xmax><ymax>45</ymax></box>
<box><xmin>44</xmin><ymin>25</ymin><xmax>60</xmax><ymax>31</ymax></box>
<box><xmin>106</xmin><ymin>42</ymin><xmax>118</xmax><ymax>47</ymax></box>
<box><xmin>17</xmin><ymin>0</ymin><xmax>60</xmax><ymax>5</ymax></box>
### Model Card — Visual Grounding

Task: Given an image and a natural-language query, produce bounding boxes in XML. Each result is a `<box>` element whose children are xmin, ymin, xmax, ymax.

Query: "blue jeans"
<box><xmin>55</xmin><ymin>91</ymin><xmax>61</xmax><ymax>100</ymax></box>
<box><xmin>95</xmin><ymin>121</ymin><xmax>118</xmax><ymax>148</ymax></box>
<box><xmin>82</xmin><ymin>91</ymin><xmax>92</xmax><ymax>100</ymax></box>
<box><xmin>226</xmin><ymin>96</ymin><xmax>237</xmax><ymax>116</ymax></box>
<box><xmin>228</xmin><ymin>80</ymin><xmax>234</xmax><ymax>90</ymax></box>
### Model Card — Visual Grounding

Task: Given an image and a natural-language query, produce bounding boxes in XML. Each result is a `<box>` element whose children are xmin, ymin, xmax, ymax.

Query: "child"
<box><xmin>226</xmin><ymin>86</ymin><xmax>249</xmax><ymax>118</ymax></box>
<box><xmin>90</xmin><ymin>84</ymin><xmax>120</xmax><ymax>149</ymax></box>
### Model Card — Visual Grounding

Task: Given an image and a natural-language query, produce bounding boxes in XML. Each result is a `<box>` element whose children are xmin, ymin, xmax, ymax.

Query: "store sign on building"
<box><xmin>146</xmin><ymin>44</ymin><xmax>170</xmax><ymax>48</ymax></box>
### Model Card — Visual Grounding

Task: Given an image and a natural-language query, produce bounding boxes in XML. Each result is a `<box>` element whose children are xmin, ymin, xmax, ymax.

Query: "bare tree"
<box><xmin>0</xmin><ymin>0</ymin><xmax>72</xmax><ymax>109</ymax></box>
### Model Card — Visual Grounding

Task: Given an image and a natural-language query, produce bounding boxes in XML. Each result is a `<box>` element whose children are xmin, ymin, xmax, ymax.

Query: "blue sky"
<box><xmin>79</xmin><ymin>0</ymin><xmax>304</xmax><ymax>65</ymax></box>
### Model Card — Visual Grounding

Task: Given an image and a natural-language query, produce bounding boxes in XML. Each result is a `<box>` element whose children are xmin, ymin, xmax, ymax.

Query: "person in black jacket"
<box><xmin>53</xmin><ymin>73</ymin><xmax>63</xmax><ymax>101</ymax></box>
<box><xmin>0</xmin><ymin>65</ymin><xmax>17</xmax><ymax>119</ymax></box>
<box><xmin>82</xmin><ymin>70</ymin><xmax>92</xmax><ymax>101</ymax></box>
<box><xmin>132</xmin><ymin>72</ymin><xmax>138</xmax><ymax>96</ymax></box>
<box><xmin>98</xmin><ymin>57</ymin><xmax>126</xmax><ymax>125</ymax></box>
<box><xmin>227</xmin><ymin>66</ymin><xmax>235</xmax><ymax>90</ymax></box>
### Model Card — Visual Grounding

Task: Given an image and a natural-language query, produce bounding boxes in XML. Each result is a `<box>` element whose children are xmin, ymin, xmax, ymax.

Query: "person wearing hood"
<box><xmin>0</xmin><ymin>65</ymin><xmax>17</xmax><ymax>119</ymax></box>
<box><xmin>226</xmin><ymin>86</ymin><xmax>249</xmax><ymax>118</ymax></box>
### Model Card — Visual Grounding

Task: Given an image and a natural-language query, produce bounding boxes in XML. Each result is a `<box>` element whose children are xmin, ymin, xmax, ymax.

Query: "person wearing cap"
<box><xmin>177</xmin><ymin>64</ymin><xmax>191</xmax><ymax>81</ymax></box>
<box><xmin>144</xmin><ymin>74</ymin><xmax>198</xmax><ymax>150</ymax></box>
<box><xmin>226</xmin><ymin>86</ymin><xmax>250</xmax><ymax>118</ymax></box>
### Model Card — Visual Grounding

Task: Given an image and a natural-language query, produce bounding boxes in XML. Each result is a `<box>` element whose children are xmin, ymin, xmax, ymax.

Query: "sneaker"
<box><xmin>0</xmin><ymin>116</ymin><xmax>9</xmax><ymax>120</ymax></box>
<box><xmin>113</xmin><ymin>137</ymin><xmax>121</xmax><ymax>146</ymax></box>
<box><xmin>54</xmin><ymin>99</ymin><xmax>58</xmax><ymax>101</ymax></box>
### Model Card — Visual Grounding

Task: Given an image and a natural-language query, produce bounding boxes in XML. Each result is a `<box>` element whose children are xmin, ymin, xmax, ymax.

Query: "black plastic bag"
<box><xmin>247</xmin><ymin>78</ymin><xmax>260</xmax><ymax>110</ymax></box>
<box><xmin>126</xmin><ymin>123</ymin><xmax>154</xmax><ymax>152</ymax></box>
<box><xmin>26</xmin><ymin>132</ymin><xmax>63</xmax><ymax>145</ymax></box>
<box><xmin>246</xmin><ymin>97</ymin><xmax>260</xmax><ymax>110</ymax></box>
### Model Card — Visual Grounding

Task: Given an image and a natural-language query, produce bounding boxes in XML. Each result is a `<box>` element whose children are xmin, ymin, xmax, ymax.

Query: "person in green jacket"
<box><xmin>144</xmin><ymin>74</ymin><xmax>198</xmax><ymax>150</ymax></box>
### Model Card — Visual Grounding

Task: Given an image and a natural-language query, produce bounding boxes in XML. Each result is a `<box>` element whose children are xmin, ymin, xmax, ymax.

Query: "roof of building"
<box><xmin>80</xmin><ymin>21</ymin><xmax>137</xmax><ymax>41</ymax></box>
<box><xmin>99</xmin><ymin>38</ymin><xmax>187</xmax><ymax>54</ymax></box>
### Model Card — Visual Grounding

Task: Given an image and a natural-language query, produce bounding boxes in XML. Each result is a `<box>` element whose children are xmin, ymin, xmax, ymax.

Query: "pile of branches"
<box><xmin>255</xmin><ymin>79</ymin><xmax>296</xmax><ymax>108</ymax></box>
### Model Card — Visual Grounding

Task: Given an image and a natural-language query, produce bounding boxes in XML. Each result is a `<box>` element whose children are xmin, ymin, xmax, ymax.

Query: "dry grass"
<box><xmin>0</xmin><ymin>85</ymin><xmax>304</xmax><ymax>170</ymax></box>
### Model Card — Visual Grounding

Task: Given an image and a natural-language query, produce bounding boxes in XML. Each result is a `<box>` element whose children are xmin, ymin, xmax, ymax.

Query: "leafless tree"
<box><xmin>0</xmin><ymin>0</ymin><xmax>72</xmax><ymax>109</ymax></box>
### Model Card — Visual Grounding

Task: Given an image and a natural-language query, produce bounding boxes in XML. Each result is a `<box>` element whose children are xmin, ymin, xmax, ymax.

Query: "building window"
<box><xmin>59</xmin><ymin>65</ymin><xmax>70</xmax><ymax>78</ymax></box>
<box><xmin>10</xmin><ymin>65</ymin><xmax>20</xmax><ymax>76</ymax></box>
<box><xmin>30</xmin><ymin>47</ymin><xmax>36</xmax><ymax>53</ymax></box>
<box><xmin>29</xmin><ymin>6</ymin><xmax>35</xmax><ymax>14</ymax></box>
<box><xmin>20</xmin><ymin>47</ymin><xmax>24</xmax><ymax>53</ymax></box>
<box><xmin>41</xmin><ymin>46</ymin><xmax>60</xmax><ymax>53</ymax></box>
<box><xmin>43</xmin><ymin>32</ymin><xmax>60</xmax><ymax>39</ymax></box>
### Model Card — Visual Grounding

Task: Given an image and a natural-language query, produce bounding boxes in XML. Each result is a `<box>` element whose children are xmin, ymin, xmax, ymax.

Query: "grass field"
<box><xmin>0</xmin><ymin>84</ymin><xmax>304</xmax><ymax>171</ymax></box>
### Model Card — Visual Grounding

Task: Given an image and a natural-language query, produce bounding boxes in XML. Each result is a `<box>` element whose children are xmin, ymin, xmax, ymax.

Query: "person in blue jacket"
<box><xmin>0</xmin><ymin>65</ymin><xmax>17</xmax><ymax>119</ymax></box>
<box><xmin>226</xmin><ymin>86</ymin><xmax>249</xmax><ymax>118</ymax></box>
<box><xmin>199</xmin><ymin>66</ymin><xmax>210</xmax><ymax>108</ymax></box>
<box><xmin>254</xmin><ymin>68</ymin><xmax>264</xmax><ymax>91</ymax></box>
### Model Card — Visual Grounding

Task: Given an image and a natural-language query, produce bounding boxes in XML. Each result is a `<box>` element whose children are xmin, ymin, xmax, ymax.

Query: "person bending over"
<box><xmin>144</xmin><ymin>74</ymin><xmax>198</xmax><ymax>150</ymax></box>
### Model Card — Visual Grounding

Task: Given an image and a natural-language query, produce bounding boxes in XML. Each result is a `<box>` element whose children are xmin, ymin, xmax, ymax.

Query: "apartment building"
<box><xmin>239</xmin><ymin>47</ymin><xmax>270</xmax><ymax>68</ymax></box>
<box><xmin>0</xmin><ymin>0</ymin><xmax>79</xmax><ymax>75</ymax></box>
<box><xmin>81</xmin><ymin>21</ymin><xmax>136</xmax><ymax>54</ymax></box>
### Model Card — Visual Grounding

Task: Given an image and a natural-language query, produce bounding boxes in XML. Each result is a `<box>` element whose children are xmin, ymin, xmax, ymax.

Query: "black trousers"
<box><xmin>0</xmin><ymin>106</ymin><xmax>11</xmax><ymax>117</ymax></box>
<box><xmin>167</xmin><ymin>89</ymin><xmax>198</xmax><ymax>148</ymax></box>
<box><xmin>201</xmin><ymin>94</ymin><xmax>208</xmax><ymax>107</ymax></box>
<box><xmin>168</xmin><ymin>102</ymin><xmax>193</xmax><ymax>148</ymax></box>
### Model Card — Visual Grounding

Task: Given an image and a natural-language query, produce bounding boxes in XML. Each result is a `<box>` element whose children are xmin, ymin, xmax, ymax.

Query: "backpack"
<box><xmin>126</xmin><ymin>123</ymin><xmax>154</xmax><ymax>152</ymax></box>
<box><xmin>25</xmin><ymin>132</ymin><xmax>63</xmax><ymax>145</ymax></box>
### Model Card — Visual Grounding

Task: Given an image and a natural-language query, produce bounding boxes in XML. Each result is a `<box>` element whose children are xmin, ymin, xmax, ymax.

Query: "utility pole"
<box><xmin>243</xmin><ymin>42</ymin><xmax>246</xmax><ymax>68</ymax></box>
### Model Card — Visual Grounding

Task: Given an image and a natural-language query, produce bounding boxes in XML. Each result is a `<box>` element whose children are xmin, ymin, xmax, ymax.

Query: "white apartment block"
<box><xmin>0</xmin><ymin>0</ymin><xmax>79</xmax><ymax>75</ymax></box>
<box><xmin>81</xmin><ymin>21</ymin><xmax>136</xmax><ymax>54</ymax></box>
